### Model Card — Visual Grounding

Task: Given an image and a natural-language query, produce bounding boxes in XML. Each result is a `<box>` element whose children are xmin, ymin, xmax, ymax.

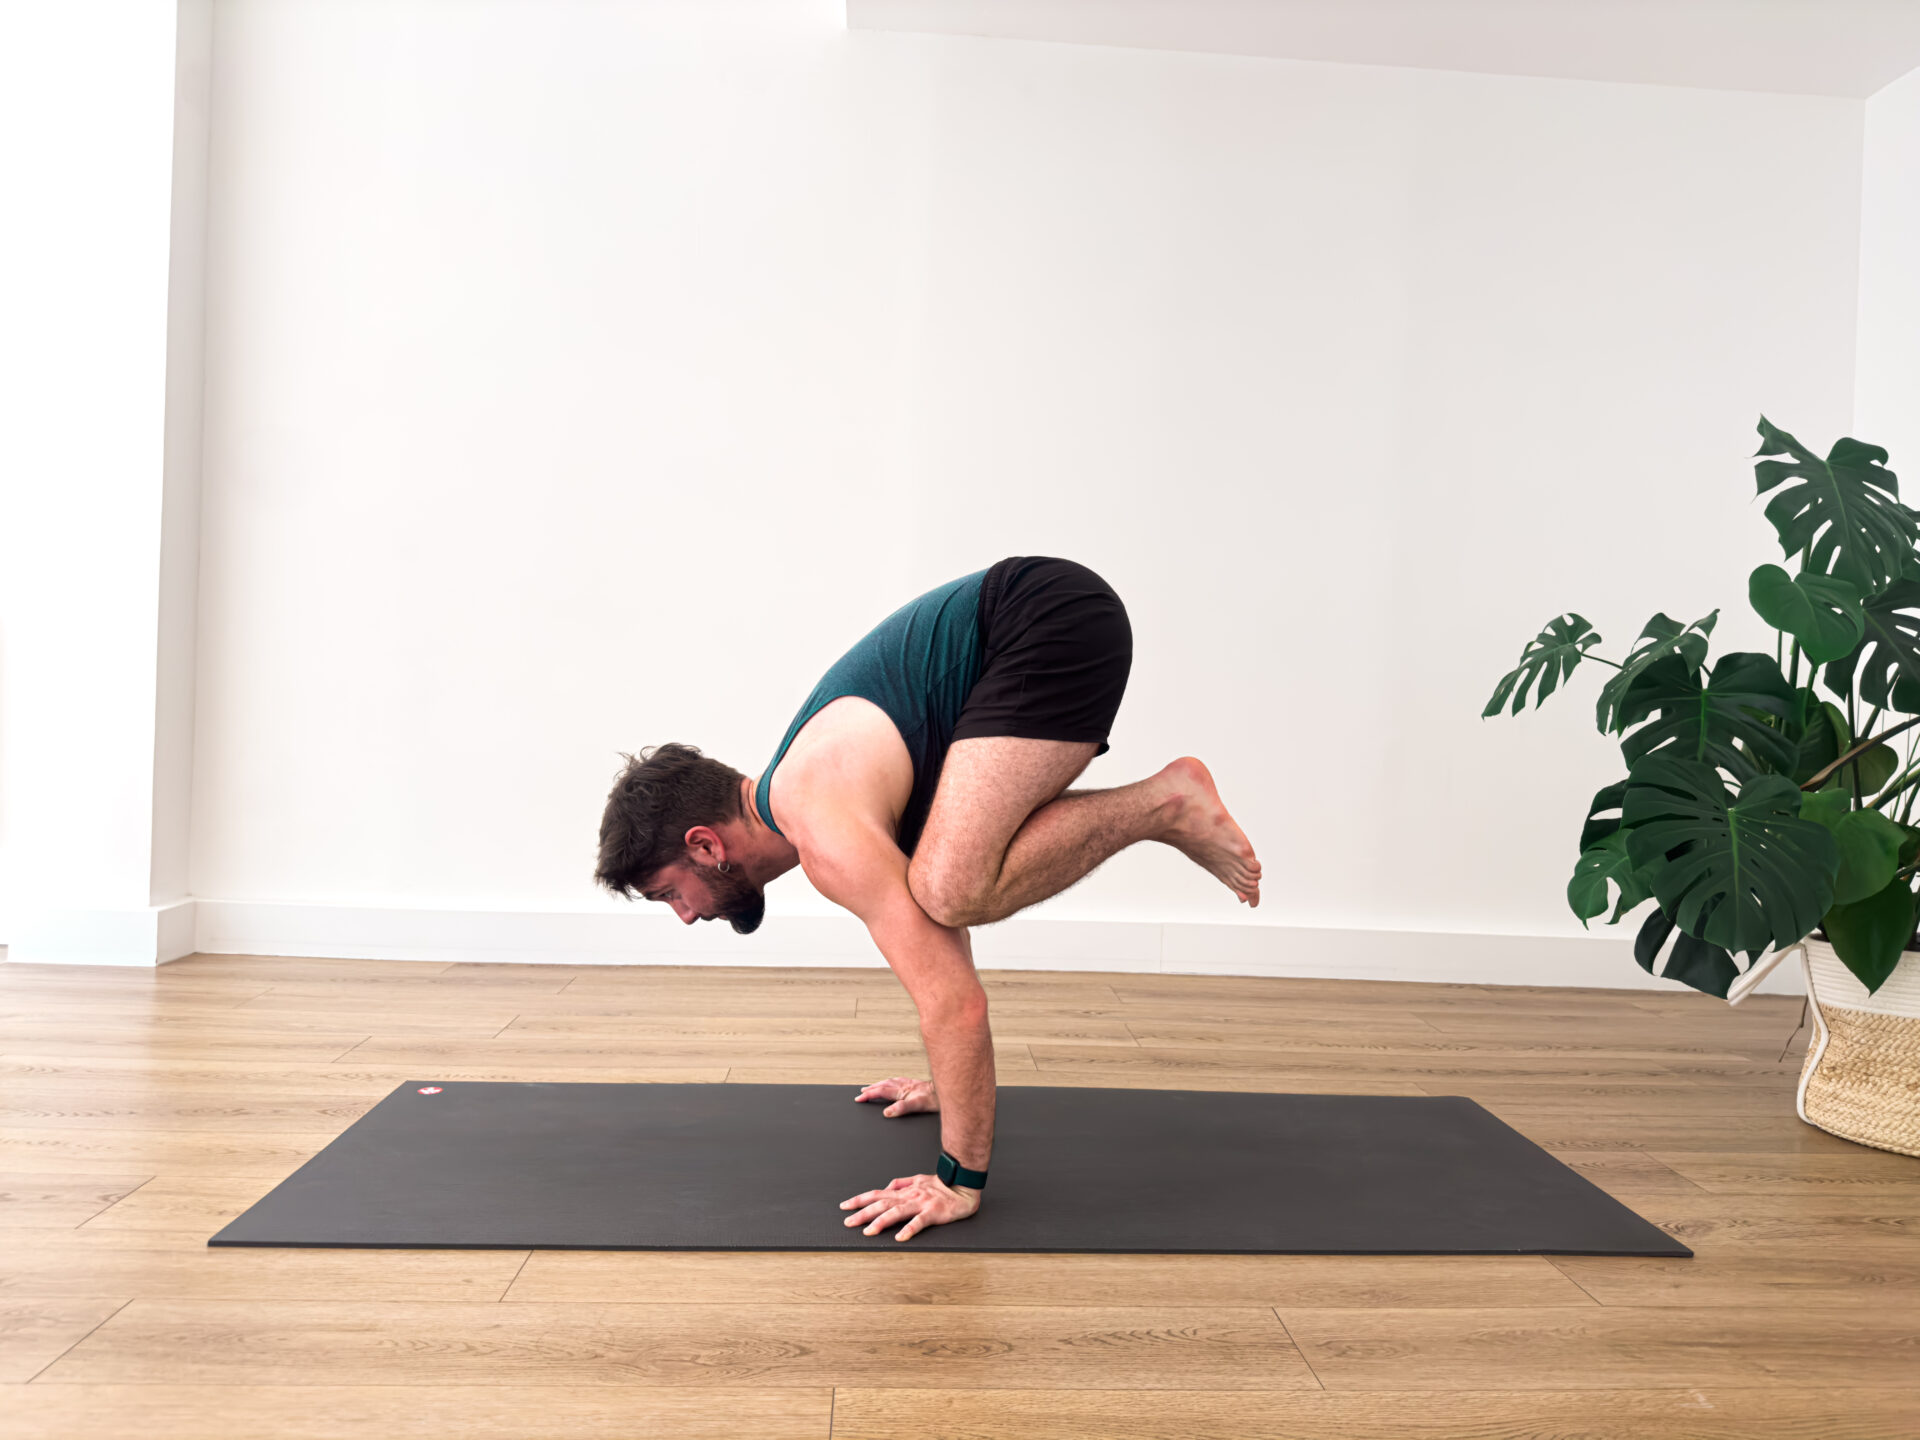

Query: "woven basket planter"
<box><xmin>1784</xmin><ymin>939</ymin><xmax>1920</xmax><ymax>1158</ymax></box>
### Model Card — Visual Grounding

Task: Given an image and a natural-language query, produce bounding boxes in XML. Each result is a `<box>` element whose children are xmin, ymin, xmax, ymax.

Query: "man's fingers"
<box><xmin>841</xmin><ymin>1188</ymin><xmax>891</xmax><ymax>1210</ymax></box>
<box><xmin>896</xmin><ymin>1212</ymin><xmax>928</xmax><ymax>1242</ymax></box>
<box><xmin>863</xmin><ymin>1204</ymin><xmax>910</xmax><ymax>1236</ymax></box>
<box><xmin>883</xmin><ymin>1103</ymin><xmax>903</xmax><ymax>1117</ymax></box>
<box><xmin>843</xmin><ymin>1199</ymin><xmax>892</xmax><ymax>1227</ymax></box>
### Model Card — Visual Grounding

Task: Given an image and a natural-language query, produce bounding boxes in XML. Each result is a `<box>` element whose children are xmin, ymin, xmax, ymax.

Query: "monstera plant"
<box><xmin>1487</xmin><ymin>418</ymin><xmax>1920</xmax><ymax>998</ymax></box>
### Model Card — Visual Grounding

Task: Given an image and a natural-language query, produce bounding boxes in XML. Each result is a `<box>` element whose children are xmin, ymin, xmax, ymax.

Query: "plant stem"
<box><xmin>1801</xmin><ymin>715</ymin><xmax>1920</xmax><ymax>791</ymax></box>
<box><xmin>1870</xmin><ymin>766</ymin><xmax>1920</xmax><ymax>811</ymax></box>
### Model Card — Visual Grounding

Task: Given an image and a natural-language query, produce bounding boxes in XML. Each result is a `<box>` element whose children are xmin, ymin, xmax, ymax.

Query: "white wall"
<box><xmin>184</xmin><ymin>1</ymin><xmax>1864</xmax><ymax>975</ymax></box>
<box><xmin>1856</xmin><ymin>65</ymin><xmax>1920</xmax><ymax>472</ymax></box>
<box><xmin>0</xmin><ymin>1</ymin><xmax>209</xmax><ymax>963</ymax></box>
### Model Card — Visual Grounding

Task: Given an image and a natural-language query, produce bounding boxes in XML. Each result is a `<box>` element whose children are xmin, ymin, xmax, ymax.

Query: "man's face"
<box><xmin>641</xmin><ymin>859</ymin><xmax>766</xmax><ymax>935</ymax></box>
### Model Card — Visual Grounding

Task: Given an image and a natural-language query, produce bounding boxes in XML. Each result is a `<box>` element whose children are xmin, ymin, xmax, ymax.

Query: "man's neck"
<box><xmin>734</xmin><ymin>776</ymin><xmax>801</xmax><ymax>887</ymax></box>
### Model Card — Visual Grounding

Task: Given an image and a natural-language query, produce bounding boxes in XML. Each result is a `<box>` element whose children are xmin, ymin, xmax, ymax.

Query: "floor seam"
<box><xmin>75</xmin><ymin>1176</ymin><xmax>158</xmax><ymax>1229</ymax></box>
<box><xmin>828</xmin><ymin>1385</ymin><xmax>837</xmax><ymax>1438</ymax></box>
<box><xmin>23</xmin><ymin>1297</ymin><xmax>132</xmax><ymax>1384</ymax></box>
<box><xmin>1543</xmin><ymin>1256</ymin><xmax>1608</xmax><ymax>1305</ymax></box>
<box><xmin>498</xmin><ymin>1250</ymin><xmax>535</xmax><ymax>1301</ymax></box>
<box><xmin>1271</xmin><ymin>1308</ymin><xmax>1325</xmax><ymax>1390</ymax></box>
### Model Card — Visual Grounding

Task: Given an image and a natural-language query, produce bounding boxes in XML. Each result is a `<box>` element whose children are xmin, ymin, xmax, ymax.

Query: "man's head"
<box><xmin>595</xmin><ymin>743</ymin><xmax>766</xmax><ymax>934</ymax></box>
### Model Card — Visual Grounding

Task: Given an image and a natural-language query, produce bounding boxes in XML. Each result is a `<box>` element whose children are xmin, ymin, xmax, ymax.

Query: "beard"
<box><xmin>704</xmin><ymin>863</ymin><xmax>766</xmax><ymax>936</ymax></box>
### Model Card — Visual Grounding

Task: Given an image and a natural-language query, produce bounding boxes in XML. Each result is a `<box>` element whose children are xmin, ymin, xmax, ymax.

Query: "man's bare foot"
<box><xmin>1158</xmin><ymin>757</ymin><xmax>1262</xmax><ymax>906</ymax></box>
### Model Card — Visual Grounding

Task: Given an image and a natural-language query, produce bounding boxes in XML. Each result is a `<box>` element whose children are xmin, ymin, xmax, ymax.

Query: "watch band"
<box><xmin>936</xmin><ymin>1150</ymin><xmax>988</xmax><ymax>1190</ymax></box>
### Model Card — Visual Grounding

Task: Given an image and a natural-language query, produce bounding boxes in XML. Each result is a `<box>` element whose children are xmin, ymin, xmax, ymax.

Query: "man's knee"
<box><xmin>908</xmin><ymin>850</ymin><xmax>994</xmax><ymax>929</ymax></box>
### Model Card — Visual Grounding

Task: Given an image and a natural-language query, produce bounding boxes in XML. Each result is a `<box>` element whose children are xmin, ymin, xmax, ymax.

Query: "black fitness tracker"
<box><xmin>936</xmin><ymin>1150</ymin><xmax>988</xmax><ymax>1190</ymax></box>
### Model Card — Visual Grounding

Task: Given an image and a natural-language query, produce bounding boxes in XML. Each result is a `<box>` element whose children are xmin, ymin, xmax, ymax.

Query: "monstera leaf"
<box><xmin>1568</xmin><ymin>830</ymin><xmax>1659</xmax><ymax>927</ymax></box>
<box><xmin>1484</xmin><ymin>614</ymin><xmax>1601</xmax><ymax>717</ymax></box>
<box><xmin>1823</xmin><ymin>578</ymin><xmax>1920</xmax><ymax>710</ymax></box>
<box><xmin>1623</xmin><ymin>755</ymin><xmax>1838</xmax><ymax>957</ymax></box>
<box><xmin>1633</xmin><ymin>905</ymin><xmax>1741</xmax><ymax>998</ymax></box>
<box><xmin>1615</xmin><ymin>652</ymin><xmax>1796</xmax><ymax>778</ymax></box>
<box><xmin>1754</xmin><ymin>418</ymin><xmax>1915</xmax><ymax>598</ymax></box>
<box><xmin>1827</xmin><ymin>743</ymin><xmax>1901</xmax><ymax>799</ymax></box>
<box><xmin>1789</xmin><ymin>696</ymin><xmax>1850</xmax><ymax>785</ymax></box>
<box><xmin>1749</xmin><ymin>564</ymin><xmax>1865</xmax><ymax>664</ymax></box>
<box><xmin>1578</xmin><ymin>780</ymin><xmax>1629</xmax><ymax>851</ymax></box>
<box><xmin>1824</xmin><ymin>875</ymin><xmax>1918</xmax><ymax>994</ymax></box>
<box><xmin>1799</xmin><ymin>790</ymin><xmax>1907</xmax><ymax>906</ymax></box>
<box><xmin>1595</xmin><ymin>611</ymin><xmax>1719</xmax><ymax>736</ymax></box>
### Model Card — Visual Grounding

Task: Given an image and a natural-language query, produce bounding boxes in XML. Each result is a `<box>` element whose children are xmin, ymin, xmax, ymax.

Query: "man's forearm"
<box><xmin>918</xmin><ymin>996</ymin><xmax>996</xmax><ymax>1173</ymax></box>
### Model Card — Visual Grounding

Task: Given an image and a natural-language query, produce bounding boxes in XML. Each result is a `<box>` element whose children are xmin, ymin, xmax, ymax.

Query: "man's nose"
<box><xmin>672</xmin><ymin>901</ymin><xmax>697</xmax><ymax>925</ymax></box>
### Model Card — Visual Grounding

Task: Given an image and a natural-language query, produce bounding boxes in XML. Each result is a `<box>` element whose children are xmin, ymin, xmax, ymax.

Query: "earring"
<box><xmin>718</xmin><ymin>860</ymin><xmax>732</xmax><ymax>874</ymax></box>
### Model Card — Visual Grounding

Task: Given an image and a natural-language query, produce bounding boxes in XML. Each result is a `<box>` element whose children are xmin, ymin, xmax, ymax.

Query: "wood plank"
<box><xmin>1421</xmin><ymin>1084</ymin><xmax>1799</xmax><ymax>1117</ymax></box>
<box><xmin>1032</xmin><ymin>1044</ymin><xmax>1686</xmax><ymax>1082</ymax></box>
<box><xmin>0</xmin><ymin>1128</ymin><xmax>331</xmax><ymax>1179</ymax></box>
<box><xmin>0</xmin><ymin>965</ymin><xmax>272</xmax><ymax>998</ymax></box>
<box><xmin>0</xmin><ymin>1385</ymin><xmax>830</xmax><ymax>1439</ymax></box>
<box><xmin>496</xmin><ymin>1014</ymin><xmax>1138</xmax><ymax>1046</ymax></box>
<box><xmin>1118</xmin><ymin>1024</ymin><xmax>1754</xmax><ymax>1063</ymax></box>
<box><xmin>1551</xmin><ymin>1250</ymin><xmax>1920</xmax><ymax>1306</ymax></box>
<box><xmin>221</xmin><ymin>1001</ymin><xmax>526</xmax><ymax>1035</ymax></box>
<box><xmin>904</xmin><ymin>999</ymin><xmax>1453</xmax><ymax>1035</ymax></box>
<box><xmin>158</xmin><ymin>955</ymin><xmax>455</xmax><ymax>980</ymax></box>
<box><xmin>1414</xmin><ymin>1009</ymin><xmax>1806</xmax><ymax>1040</ymax></box>
<box><xmin>0</xmin><ymin>1230</ymin><xmax>527</xmax><ymax>1302</ymax></box>
<box><xmin>1279</xmin><ymin>1305</ymin><xmax>1920</xmax><ymax>1389</ymax></box>
<box><xmin>1469</xmin><ymin>1108</ymin><xmax>1870</xmax><ymax>1155</ymax></box>
<box><xmin>0</xmin><ymin>1056</ymin><xmax>731</xmax><ymax>1095</ymax></box>
<box><xmin>1609</xmin><ymin>1191</ymin><xmax>1920</xmax><ymax>1249</ymax></box>
<box><xmin>497</xmin><ymin>993</ymin><xmax>863</xmax><ymax>1018</ymax></box>
<box><xmin>1544</xmin><ymin>1151</ymin><xmax>1707</xmax><ymax>1197</ymax></box>
<box><xmin>1111</xmin><ymin>977</ymin><xmax>1676</xmax><ymax>1009</ymax></box>
<box><xmin>0</xmin><ymin>1088</ymin><xmax>375</xmax><ymax>1133</ymax></box>
<box><xmin>1652</xmin><ymin>1151</ymin><xmax>1920</xmax><ymax>1196</ymax></box>
<box><xmin>7</xmin><ymin>1004</ymin><xmax>500</xmax><ymax>1037</ymax></box>
<box><xmin>505</xmin><ymin>1251</ymin><xmax>1590</xmax><ymax>1309</ymax></box>
<box><xmin>0</xmin><ymin>986</ymin><xmax>270</xmax><ymax>1013</ymax></box>
<box><xmin>41</xmin><ymin>1299</ymin><xmax>1315</xmax><ymax>1389</ymax></box>
<box><xmin>343</xmin><ymin>1036</ymin><xmax>1039</xmax><ymax>1070</ymax></box>
<box><xmin>77</xmin><ymin>1176</ymin><xmax>282</xmax><ymax>1233</ymax></box>
<box><xmin>0</xmin><ymin>1297</ymin><xmax>126</xmax><ymax>1383</ymax></box>
<box><xmin>829</xmin><ymin>1387</ymin><xmax>1920</xmax><ymax>1440</ymax></box>
<box><xmin>557</xmin><ymin>970</ymin><xmax>1121</xmax><ymax>1005</ymax></box>
<box><xmin>0</xmin><ymin>1028</ymin><xmax>369</xmax><ymax>1064</ymax></box>
<box><xmin>0</xmin><ymin>1173</ymin><xmax>150</xmax><ymax>1228</ymax></box>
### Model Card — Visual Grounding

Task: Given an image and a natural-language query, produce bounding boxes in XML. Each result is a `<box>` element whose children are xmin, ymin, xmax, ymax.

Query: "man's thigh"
<box><xmin>910</xmin><ymin>736</ymin><xmax>1099</xmax><ymax>894</ymax></box>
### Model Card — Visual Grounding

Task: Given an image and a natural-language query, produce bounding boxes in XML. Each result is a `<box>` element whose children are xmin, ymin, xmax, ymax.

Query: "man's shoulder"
<box><xmin>770</xmin><ymin>699</ymin><xmax>912</xmax><ymax>853</ymax></box>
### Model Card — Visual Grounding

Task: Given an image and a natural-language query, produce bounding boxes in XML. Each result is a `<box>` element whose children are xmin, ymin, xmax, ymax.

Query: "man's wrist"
<box><xmin>936</xmin><ymin>1150</ymin><xmax>988</xmax><ymax>1190</ymax></box>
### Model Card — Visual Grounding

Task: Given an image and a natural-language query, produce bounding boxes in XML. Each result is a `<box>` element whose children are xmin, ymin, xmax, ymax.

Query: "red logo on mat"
<box><xmin>417</xmin><ymin>1086</ymin><xmax>443</xmax><ymax>1095</ymax></box>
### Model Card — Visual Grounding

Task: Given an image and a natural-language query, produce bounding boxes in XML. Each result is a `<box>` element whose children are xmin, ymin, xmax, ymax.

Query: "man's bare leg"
<box><xmin>909</xmin><ymin>739</ymin><xmax>1260</xmax><ymax>928</ymax></box>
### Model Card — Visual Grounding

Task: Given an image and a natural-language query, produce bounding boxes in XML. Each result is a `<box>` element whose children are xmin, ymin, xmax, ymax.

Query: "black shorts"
<box><xmin>952</xmin><ymin>557</ymin><xmax>1133</xmax><ymax>754</ymax></box>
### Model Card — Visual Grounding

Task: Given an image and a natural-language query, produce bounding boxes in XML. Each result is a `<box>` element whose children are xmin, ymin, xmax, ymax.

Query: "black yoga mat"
<box><xmin>208</xmin><ymin>1082</ymin><xmax>1688</xmax><ymax>1256</ymax></box>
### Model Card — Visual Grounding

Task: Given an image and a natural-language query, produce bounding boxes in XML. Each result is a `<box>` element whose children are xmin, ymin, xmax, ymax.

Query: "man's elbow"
<box><xmin>918</xmin><ymin>984</ymin><xmax>990</xmax><ymax>1037</ymax></box>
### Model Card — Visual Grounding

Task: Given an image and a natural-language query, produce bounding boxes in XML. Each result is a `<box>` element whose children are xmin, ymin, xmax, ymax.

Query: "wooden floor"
<box><xmin>2</xmin><ymin>954</ymin><xmax>1917</xmax><ymax>1439</ymax></box>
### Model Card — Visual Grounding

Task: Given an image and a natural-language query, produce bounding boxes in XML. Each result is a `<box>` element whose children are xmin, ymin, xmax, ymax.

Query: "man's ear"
<box><xmin>683</xmin><ymin>826</ymin><xmax>723</xmax><ymax>866</ymax></box>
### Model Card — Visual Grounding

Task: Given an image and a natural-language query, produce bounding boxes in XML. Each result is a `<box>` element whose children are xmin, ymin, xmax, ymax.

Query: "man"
<box><xmin>595</xmin><ymin>556</ymin><xmax>1260</xmax><ymax>1241</ymax></box>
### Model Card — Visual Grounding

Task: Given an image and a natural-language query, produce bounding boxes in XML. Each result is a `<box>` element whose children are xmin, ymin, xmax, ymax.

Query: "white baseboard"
<box><xmin>188</xmin><ymin>899</ymin><xmax>1807</xmax><ymax>996</ymax></box>
<box><xmin>7</xmin><ymin>900</ymin><xmax>198</xmax><ymax>966</ymax></box>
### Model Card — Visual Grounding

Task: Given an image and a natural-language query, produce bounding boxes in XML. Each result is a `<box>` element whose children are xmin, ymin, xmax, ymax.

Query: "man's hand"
<box><xmin>840</xmin><ymin>1173</ymin><xmax>979</xmax><ymax>1241</ymax></box>
<box><xmin>854</xmin><ymin>1076</ymin><xmax>938</xmax><ymax>1117</ymax></box>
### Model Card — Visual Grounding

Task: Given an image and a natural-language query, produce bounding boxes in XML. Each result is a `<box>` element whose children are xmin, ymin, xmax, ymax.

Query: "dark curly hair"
<box><xmin>595</xmin><ymin>743</ymin><xmax>748</xmax><ymax>898</ymax></box>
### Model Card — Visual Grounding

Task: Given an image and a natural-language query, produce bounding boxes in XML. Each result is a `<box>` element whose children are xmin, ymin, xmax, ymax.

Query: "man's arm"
<box><xmin>797</xmin><ymin>809</ymin><xmax>995</xmax><ymax>1239</ymax></box>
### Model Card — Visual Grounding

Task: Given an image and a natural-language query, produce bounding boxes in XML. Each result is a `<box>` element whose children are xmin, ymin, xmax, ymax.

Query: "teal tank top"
<box><xmin>755</xmin><ymin>568</ymin><xmax>988</xmax><ymax>856</ymax></box>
